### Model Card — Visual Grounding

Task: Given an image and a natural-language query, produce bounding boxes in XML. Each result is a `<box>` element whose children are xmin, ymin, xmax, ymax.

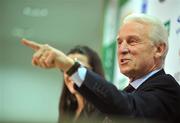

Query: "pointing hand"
<box><xmin>21</xmin><ymin>39</ymin><xmax>74</xmax><ymax>72</ymax></box>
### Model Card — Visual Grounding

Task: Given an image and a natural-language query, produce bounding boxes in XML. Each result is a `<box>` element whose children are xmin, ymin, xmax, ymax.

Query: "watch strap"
<box><xmin>66</xmin><ymin>61</ymin><xmax>81</xmax><ymax>76</ymax></box>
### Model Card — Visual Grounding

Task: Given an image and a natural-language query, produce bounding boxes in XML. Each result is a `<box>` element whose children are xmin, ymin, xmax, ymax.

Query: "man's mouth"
<box><xmin>120</xmin><ymin>59</ymin><xmax>130</xmax><ymax>64</ymax></box>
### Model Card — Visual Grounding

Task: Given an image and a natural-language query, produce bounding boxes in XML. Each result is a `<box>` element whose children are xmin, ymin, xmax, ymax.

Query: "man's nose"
<box><xmin>118</xmin><ymin>41</ymin><xmax>129</xmax><ymax>54</ymax></box>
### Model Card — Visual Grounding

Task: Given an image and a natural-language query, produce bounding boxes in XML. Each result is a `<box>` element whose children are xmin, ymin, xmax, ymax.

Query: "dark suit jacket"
<box><xmin>74</xmin><ymin>69</ymin><xmax>180</xmax><ymax>123</ymax></box>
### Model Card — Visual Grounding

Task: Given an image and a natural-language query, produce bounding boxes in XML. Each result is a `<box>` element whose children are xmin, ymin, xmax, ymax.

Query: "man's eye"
<box><xmin>117</xmin><ymin>39</ymin><xmax>122</xmax><ymax>45</ymax></box>
<box><xmin>128</xmin><ymin>38</ymin><xmax>138</xmax><ymax>45</ymax></box>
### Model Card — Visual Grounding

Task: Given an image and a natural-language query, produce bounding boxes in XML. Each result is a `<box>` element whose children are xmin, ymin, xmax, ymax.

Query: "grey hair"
<box><xmin>123</xmin><ymin>13</ymin><xmax>169</xmax><ymax>66</ymax></box>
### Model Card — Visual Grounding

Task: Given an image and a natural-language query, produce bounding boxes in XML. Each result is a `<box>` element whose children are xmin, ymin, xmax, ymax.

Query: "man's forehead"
<box><xmin>120</xmin><ymin>21</ymin><xmax>146</xmax><ymax>31</ymax></box>
<box><xmin>117</xmin><ymin>22</ymin><xmax>149</xmax><ymax>37</ymax></box>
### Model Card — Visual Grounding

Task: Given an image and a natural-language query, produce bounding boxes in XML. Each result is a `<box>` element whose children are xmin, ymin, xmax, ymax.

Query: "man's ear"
<box><xmin>154</xmin><ymin>42</ymin><xmax>166</xmax><ymax>59</ymax></box>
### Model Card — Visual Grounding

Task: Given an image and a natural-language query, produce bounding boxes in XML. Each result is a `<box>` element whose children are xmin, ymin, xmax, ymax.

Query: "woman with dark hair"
<box><xmin>59</xmin><ymin>45</ymin><xmax>105</xmax><ymax>123</ymax></box>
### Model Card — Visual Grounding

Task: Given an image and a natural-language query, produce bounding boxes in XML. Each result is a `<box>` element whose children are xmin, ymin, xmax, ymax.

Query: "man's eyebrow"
<box><xmin>116</xmin><ymin>34</ymin><xmax>140</xmax><ymax>41</ymax></box>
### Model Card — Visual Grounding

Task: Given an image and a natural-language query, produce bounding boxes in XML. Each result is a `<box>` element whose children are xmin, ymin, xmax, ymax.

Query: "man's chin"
<box><xmin>121</xmin><ymin>68</ymin><xmax>135</xmax><ymax>76</ymax></box>
<box><xmin>120</xmin><ymin>67</ymin><xmax>130</xmax><ymax>72</ymax></box>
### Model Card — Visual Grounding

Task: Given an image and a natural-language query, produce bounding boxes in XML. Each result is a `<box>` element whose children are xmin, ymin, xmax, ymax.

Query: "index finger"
<box><xmin>21</xmin><ymin>39</ymin><xmax>42</xmax><ymax>51</ymax></box>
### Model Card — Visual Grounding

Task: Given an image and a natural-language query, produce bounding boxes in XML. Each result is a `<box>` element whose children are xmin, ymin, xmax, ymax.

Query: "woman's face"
<box><xmin>63</xmin><ymin>53</ymin><xmax>91</xmax><ymax>94</ymax></box>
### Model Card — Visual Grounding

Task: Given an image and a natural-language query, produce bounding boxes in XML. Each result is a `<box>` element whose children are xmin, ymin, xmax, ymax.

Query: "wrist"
<box><xmin>66</xmin><ymin>60</ymin><xmax>81</xmax><ymax>76</ymax></box>
<box><xmin>56</xmin><ymin>56</ymin><xmax>74</xmax><ymax>72</ymax></box>
<box><xmin>63</xmin><ymin>57</ymin><xmax>75</xmax><ymax>72</ymax></box>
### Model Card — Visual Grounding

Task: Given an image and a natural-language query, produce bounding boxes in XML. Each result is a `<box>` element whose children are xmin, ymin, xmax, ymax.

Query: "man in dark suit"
<box><xmin>22</xmin><ymin>13</ymin><xmax>180</xmax><ymax>123</ymax></box>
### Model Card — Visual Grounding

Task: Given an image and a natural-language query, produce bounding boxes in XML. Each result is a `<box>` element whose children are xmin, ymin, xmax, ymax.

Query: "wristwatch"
<box><xmin>66</xmin><ymin>61</ymin><xmax>81</xmax><ymax>76</ymax></box>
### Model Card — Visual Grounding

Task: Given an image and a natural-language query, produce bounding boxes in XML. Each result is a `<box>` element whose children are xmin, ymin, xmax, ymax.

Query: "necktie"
<box><xmin>124</xmin><ymin>84</ymin><xmax>135</xmax><ymax>93</ymax></box>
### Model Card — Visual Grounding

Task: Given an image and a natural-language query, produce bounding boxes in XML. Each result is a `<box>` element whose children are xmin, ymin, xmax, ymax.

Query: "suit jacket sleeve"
<box><xmin>74</xmin><ymin>70</ymin><xmax>134</xmax><ymax>115</ymax></box>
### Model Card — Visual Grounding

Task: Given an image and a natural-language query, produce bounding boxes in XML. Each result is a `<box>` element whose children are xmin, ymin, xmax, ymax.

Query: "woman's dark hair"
<box><xmin>59</xmin><ymin>45</ymin><xmax>104</xmax><ymax>122</ymax></box>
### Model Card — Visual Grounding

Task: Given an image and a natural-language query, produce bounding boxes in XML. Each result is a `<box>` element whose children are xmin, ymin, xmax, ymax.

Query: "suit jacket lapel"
<box><xmin>135</xmin><ymin>69</ymin><xmax>166</xmax><ymax>91</ymax></box>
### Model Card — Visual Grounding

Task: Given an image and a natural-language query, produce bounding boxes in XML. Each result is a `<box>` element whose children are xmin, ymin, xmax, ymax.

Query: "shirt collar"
<box><xmin>130</xmin><ymin>68</ymin><xmax>162</xmax><ymax>89</ymax></box>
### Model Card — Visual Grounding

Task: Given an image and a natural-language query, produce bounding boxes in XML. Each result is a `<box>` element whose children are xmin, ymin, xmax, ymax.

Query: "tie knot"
<box><xmin>124</xmin><ymin>84</ymin><xmax>135</xmax><ymax>93</ymax></box>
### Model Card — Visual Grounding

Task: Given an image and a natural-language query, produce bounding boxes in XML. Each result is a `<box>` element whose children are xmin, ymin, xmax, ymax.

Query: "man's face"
<box><xmin>117</xmin><ymin>21</ymin><xmax>158</xmax><ymax>80</ymax></box>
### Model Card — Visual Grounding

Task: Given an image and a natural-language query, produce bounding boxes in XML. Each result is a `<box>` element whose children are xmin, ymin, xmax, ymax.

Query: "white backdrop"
<box><xmin>147</xmin><ymin>0</ymin><xmax>180</xmax><ymax>83</ymax></box>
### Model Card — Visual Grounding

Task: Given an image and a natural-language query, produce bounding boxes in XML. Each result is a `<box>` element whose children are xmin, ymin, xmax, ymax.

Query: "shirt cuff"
<box><xmin>71</xmin><ymin>67</ymin><xmax>87</xmax><ymax>87</ymax></box>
